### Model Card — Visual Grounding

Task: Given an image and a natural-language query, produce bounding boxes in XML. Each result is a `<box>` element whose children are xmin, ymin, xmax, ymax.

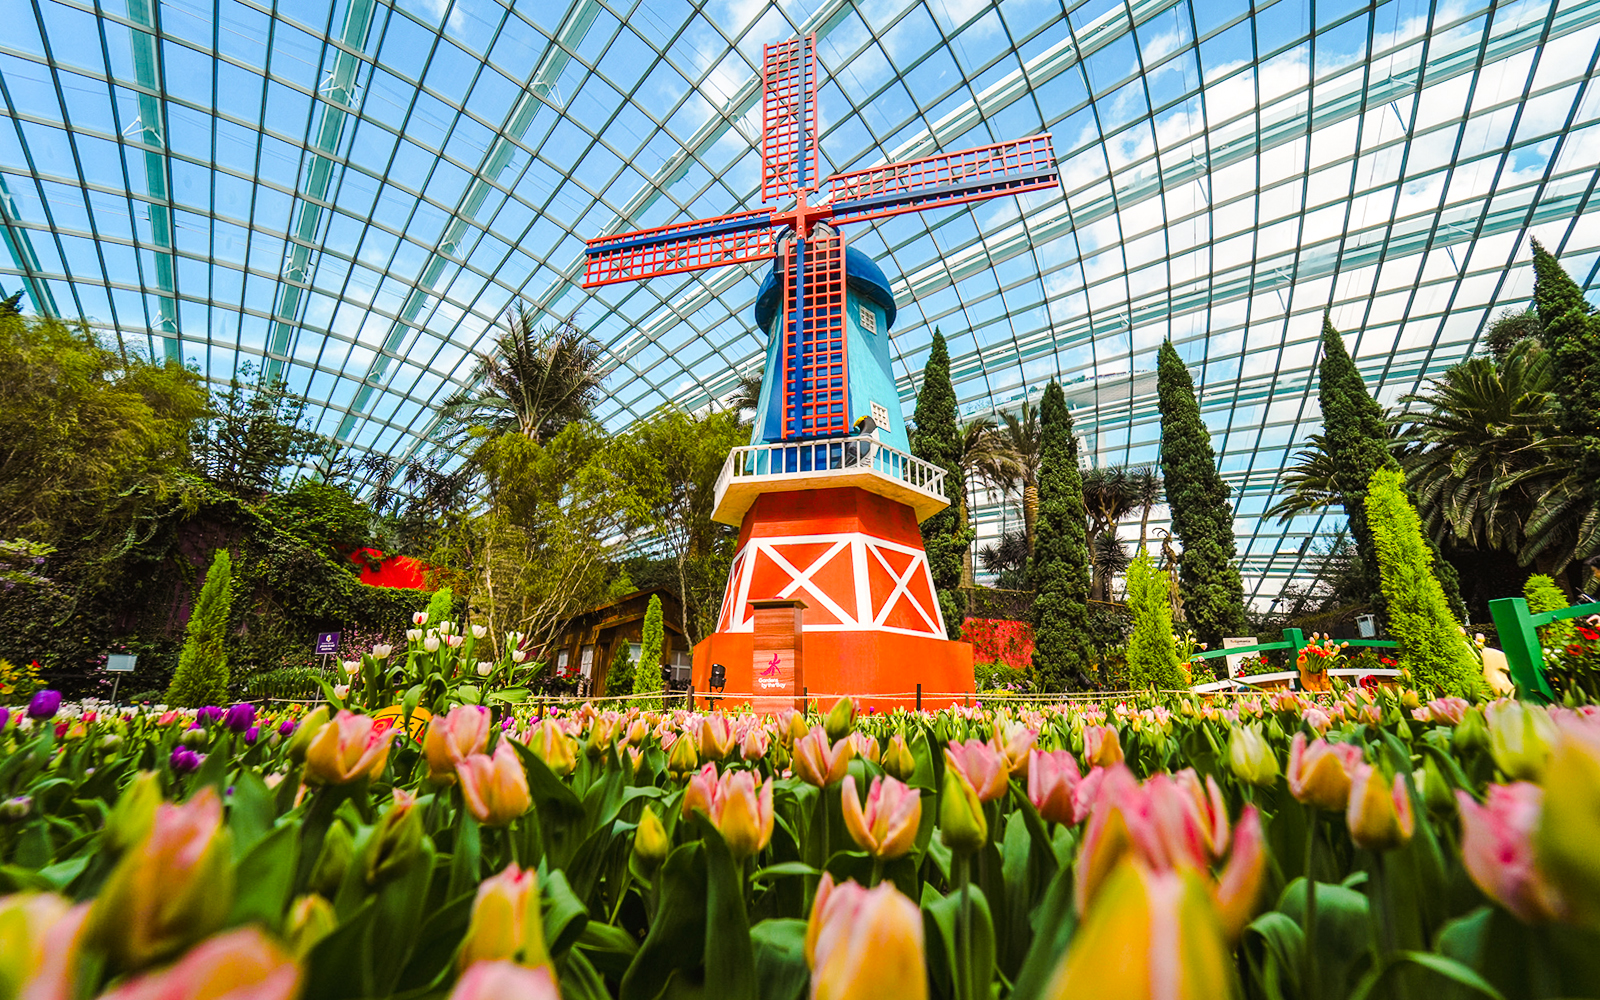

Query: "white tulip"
<box><xmin>424</xmin><ymin>636</ymin><xmax>440</xmax><ymax>653</ymax></box>
<box><xmin>471</xmin><ymin>624</ymin><xmax>488</xmax><ymax>639</ymax></box>
<box><xmin>476</xmin><ymin>661</ymin><xmax>493</xmax><ymax>677</ymax></box>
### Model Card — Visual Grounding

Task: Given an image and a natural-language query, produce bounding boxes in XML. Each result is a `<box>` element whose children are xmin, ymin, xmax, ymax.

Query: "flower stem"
<box><xmin>956</xmin><ymin>852</ymin><xmax>973</xmax><ymax>1000</ymax></box>
<box><xmin>1303</xmin><ymin>806</ymin><xmax>1320</xmax><ymax>1000</ymax></box>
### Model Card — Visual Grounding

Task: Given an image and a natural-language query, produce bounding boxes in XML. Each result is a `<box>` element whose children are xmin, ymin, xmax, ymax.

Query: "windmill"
<box><xmin>583</xmin><ymin>34</ymin><xmax>1060</xmax><ymax>709</ymax></box>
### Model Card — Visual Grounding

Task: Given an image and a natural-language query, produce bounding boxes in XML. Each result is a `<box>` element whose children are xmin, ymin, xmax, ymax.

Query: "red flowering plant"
<box><xmin>959</xmin><ymin>618</ymin><xmax>1034</xmax><ymax>671</ymax></box>
<box><xmin>1543</xmin><ymin>615</ymin><xmax>1600</xmax><ymax>701</ymax></box>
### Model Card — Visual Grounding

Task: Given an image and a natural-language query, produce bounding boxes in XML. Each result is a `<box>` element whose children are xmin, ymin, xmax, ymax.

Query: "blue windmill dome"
<box><xmin>753</xmin><ymin>245</ymin><xmax>898</xmax><ymax>334</ymax></box>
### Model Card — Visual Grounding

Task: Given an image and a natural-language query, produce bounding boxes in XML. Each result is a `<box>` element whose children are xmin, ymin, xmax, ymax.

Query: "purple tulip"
<box><xmin>278</xmin><ymin>719</ymin><xmax>298</xmax><ymax>737</ymax></box>
<box><xmin>222</xmin><ymin>703</ymin><xmax>256</xmax><ymax>734</ymax></box>
<box><xmin>243</xmin><ymin>726</ymin><xmax>259</xmax><ymax>745</ymax></box>
<box><xmin>0</xmin><ymin>707</ymin><xmax>9</xmax><ymax>730</ymax></box>
<box><xmin>195</xmin><ymin>706</ymin><xmax>223</xmax><ymax>727</ymax></box>
<box><xmin>169</xmin><ymin>746</ymin><xmax>204</xmax><ymax>774</ymax></box>
<box><xmin>27</xmin><ymin>690</ymin><xmax>60</xmax><ymax>721</ymax></box>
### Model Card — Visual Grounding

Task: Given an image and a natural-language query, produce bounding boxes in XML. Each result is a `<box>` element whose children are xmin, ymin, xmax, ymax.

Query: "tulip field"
<box><xmin>2</xmin><ymin>665</ymin><xmax>1599</xmax><ymax>1000</ymax></box>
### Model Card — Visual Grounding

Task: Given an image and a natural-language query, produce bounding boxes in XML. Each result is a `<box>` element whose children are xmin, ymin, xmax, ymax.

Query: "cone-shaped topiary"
<box><xmin>1125</xmin><ymin>547</ymin><xmax>1187</xmax><ymax>691</ymax></box>
<box><xmin>1155</xmin><ymin>342</ymin><xmax>1247</xmax><ymax>647</ymax></box>
<box><xmin>911</xmin><ymin>329</ymin><xmax>974</xmax><ymax>631</ymax></box>
<box><xmin>1530</xmin><ymin>239</ymin><xmax>1600</xmax><ymax>465</ymax></box>
<box><xmin>632</xmin><ymin>593</ymin><xmax>665</xmax><ymax>709</ymax></box>
<box><xmin>1028</xmin><ymin>381</ymin><xmax>1093</xmax><ymax>690</ymax></box>
<box><xmin>1365</xmin><ymin>467</ymin><xmax>1480</xmax><ymax>696</ymax></box>
<box><xmin>165</xmin><ymin>549</ymin><xmax>235</xmax><ymax>707</ymax></box>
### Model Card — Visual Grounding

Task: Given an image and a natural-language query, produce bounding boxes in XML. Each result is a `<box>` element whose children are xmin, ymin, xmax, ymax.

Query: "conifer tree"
<box><xmin>632</xmin><ymin>594</ymin><xmax>665</xmax><ymax>709</ymax></box>
<box><xmin>911</xmin><ymin>329</ymin><xmax>974</xmax><ymax>630</ymax></box>
<box><xmin>1318</xmin><ymin>319</ymin><xmax>1466</xmax><ymax>618</ymax></box>
<box><xmin>165</xmin><ymin>549</ymin><xmax>235</xmax><ymax>707</ymax></box>
<box><xmin>1530</xmin><ymin>239</ymin><xmax>1600</xmax><ymax>461</ymax></box>
<box><xmin>1125</xmin><ymin>548</ymin><xmax>1187</xmax><ymax>691</ymax></box>
<box><xmin>1028</xmin><ymin>381</ymin><xmax>1093</xmax><ymax>689</ymax></box>
<box><xmin>1365</xmin><ymin>468</ymin><xmax>1481</xmax><ymax>696</ymax></box>
<box><xmin>1155</xmin><ymin>342</ymin><xmax>1247</xmax><ymax>647</ymax></box>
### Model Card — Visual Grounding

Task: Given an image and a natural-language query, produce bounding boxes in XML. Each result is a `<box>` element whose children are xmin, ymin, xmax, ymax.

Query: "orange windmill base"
<box><xmin>691</xmin><ymin>463</ymin><xmax>975</xmax><ymax>713</ymax></box>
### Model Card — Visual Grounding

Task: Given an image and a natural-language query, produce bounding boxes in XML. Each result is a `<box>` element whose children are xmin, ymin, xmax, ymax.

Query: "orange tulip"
<box><xmin>1286</xmin><ymin>733</ymin><xmax>1361</xmax><ymax>812</ymax></box>
<box><xmin>1345</xmin><ymin>763</ymin><xmax>1414</xmax><ymax>852</ymax></box>
<box><xmin>698</xmin><ymin>715</ymin><xmax>736</xmax><ymax>761</ymax></box>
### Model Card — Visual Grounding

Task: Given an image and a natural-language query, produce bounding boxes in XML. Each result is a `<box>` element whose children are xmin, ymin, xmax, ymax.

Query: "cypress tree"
<box><xmin>632</xmin><ymin>594</ymin><xmax>664</xmax><ymax>709</ymax></box>
<box><xmin>165</xmin><ymin>549</ymin><xmax>235</xmax><ymax>707</ymax></box>
<box><xmin>1318</xmin><ymin>319</ymin><xmax>1466</xmax><ymax>618</ymax></box>
<box><xmin>911</xmin><ymin>329</ymin><xmax>974</xmax><ymax>631</ymax></box>
<box><xmin>1365</xmin><ymin>468</ymin><xmax>1482</xmax><ymax>696</ymax></box>
<box><xmin>1125</xmin><ymin>548</ymin><xmax>1187</xmax><ymax>691</ymax></box>
<box><xmin>1530</xmin><ymin>239</ymin><xmax>1600</xmax><ymax>461</ymax></box>
<box><xmin>1028</xmin><ymin>381</ymin><xmax>1093</xmax><ymax>690</ymax></box>
<box><xmin>1155</xmin><ymin>342</ymin><xmax>1247</xmax><ymax>647</ymax></box>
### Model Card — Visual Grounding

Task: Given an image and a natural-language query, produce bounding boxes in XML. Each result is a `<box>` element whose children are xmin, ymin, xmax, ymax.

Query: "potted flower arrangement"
<box><xmin>1296</xmin><ymin>632</ymin><xmax>1349</xmax><ymax>692</ymax></box>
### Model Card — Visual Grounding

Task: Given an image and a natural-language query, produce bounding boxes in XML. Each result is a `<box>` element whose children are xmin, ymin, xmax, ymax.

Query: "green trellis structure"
<box><xmin>1488</xmin><ymin>596</ymin><xmax>1600</xmax><ymax>704</ymax></box>
<box><xmin>1188</xmin><ymin>629</ymin><xmax>1399</xmax><ymax>679</ymax></box>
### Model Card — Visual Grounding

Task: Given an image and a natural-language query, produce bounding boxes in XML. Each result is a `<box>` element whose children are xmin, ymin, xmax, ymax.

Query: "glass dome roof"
<box><xmin>3</xmin><ymin>0</ymin><xmax>1599</xmax><ymax>599</ymax></box>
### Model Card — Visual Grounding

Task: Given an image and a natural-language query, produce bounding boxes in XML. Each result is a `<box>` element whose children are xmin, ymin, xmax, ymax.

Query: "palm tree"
<box><xmin>955</xmin><ymin>416</ymin><xmax>1009</xmax><ymax>585</ymax></box>
<box><xmin>1265</xmin><ymin>433</ymin><xmax>1346</xmax><ymax>524</ymax></box>
<box><xmin>1400</xmin><ymin>338</ymin><xmax>1597</xmax><ymax>577</ymax></box>
<box><xmin>987</xmin><ymin>399</ymin><xmax>1043</xmax><ymax>554</ymax></box>
<box><xmin>978</xmin><ymin>529</ymin><xmax>1029</xmax><ymax>590</ymax></box>
<box><xmin>1081</xmin><ymin>465</ymin><xmax>1140</xmax><ymax>600</ymax></box>
<box><xmin>1128</xmin><ymin>465</ymin><xmax>1164</xmax><ymax>552</ymax></box>
<box><xmin>728</xmin><ymin>373</ymin><xmax>762</xmax><ymax>419</ymax></box>
<box><xmin>441</xmin><ymin>303</ymin><xmax>606</xmax><ymax>444</ymax></box>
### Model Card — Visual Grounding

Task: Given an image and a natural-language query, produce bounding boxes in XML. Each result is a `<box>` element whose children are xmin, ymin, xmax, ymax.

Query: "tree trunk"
<box><xmin>1023</xmin><ymin>481</ymin><xmax>1039</xmax><ymax>555</ymax></box>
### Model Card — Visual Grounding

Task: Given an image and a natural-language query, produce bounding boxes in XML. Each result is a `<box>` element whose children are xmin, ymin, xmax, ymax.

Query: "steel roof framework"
<box><xmin>2</xmin><ymin>0</ymin><xmax>1598</xmax><ymax>601</ymax></box>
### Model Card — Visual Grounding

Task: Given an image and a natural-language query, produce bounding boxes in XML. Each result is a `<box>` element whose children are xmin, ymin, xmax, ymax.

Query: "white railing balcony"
<box><xmin>711</xmin><ymin>435</ymin><xmax>950</xmax><ymax>526</ymax></box>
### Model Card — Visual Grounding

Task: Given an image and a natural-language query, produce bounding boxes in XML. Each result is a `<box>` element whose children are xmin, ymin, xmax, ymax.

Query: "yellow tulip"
<box><xmin>1044</xmin><ymin>860</ymin><xmax>1232</xmax><ymax>1000</ymax></box>
<box><xmin>303</xmin><ymin>711</ymin><xmax>393</xmax><ymax>786</ymax></box>
<box><xmin>806</xmin><ymin>875</ymin><xmax>926</xmax><ymax>1000</ymax></box>
<box><xmin>0</xmin><ymin>893</ymin><xmax>87</xmax><ymax>1000</ymax></box>
<box><xmin>1345</xmin><ymin>764</ymin><xmax>1414</xmax><ymax>852</ymax></box>
<box><xmin>841</xmin><ymin>774</ymin><xmax>920</xmax><ymax>861</ymax></box>
<box><xmin>457</xmin><ymin>743</ymin><xmax>532</xmax><ymax>827</ymax></box>
<box><xmin>938</xmin><ymin>767</ymin><xmax>987</xmax><ymax>857</ymax></box>
<box><xmin>423</xmin><ymin>706</ymin><xmax>491</xmax><ymax>784</ymax></box>
<box><xmin>1535</xmin><ymin>726</ymin><xmax>1600</xmax><ymax>929</ymax></box>
<box><xmin>526</xmin><ymin>719</ymin><xmax>576</xmax><ymax>778</ymax></box>
<box><xmin>633</xmin><ymin>805</ymin><xmax>670</xmax><ymax>873</ymax></box>
<box><xmin>458</xmin><ymin>864</ymin><xmax>550</xmax><ymax>973</ymax></box>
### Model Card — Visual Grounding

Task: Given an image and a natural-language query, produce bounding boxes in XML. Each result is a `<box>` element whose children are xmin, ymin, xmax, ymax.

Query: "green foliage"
<box><xmin>0</xmin><ymin>311</ymin><xmax>205</xmax><ymax>539</ymax></box>
<box><xmin>911</xmin><ymin>330</ymin><xmax>974</xmax><ymax>629</ymax></box>
<box><xmin>633</xmin><ymin>594</ymin><xmax>665</xmax><ymax>709</ymax></box>
<box><xmin>1124</xmin><ymin>548</ymin><xmax>1186</xmax><ymax>690</ymax></box>
<box><xmin>1028</xmin><ymin>382</ymin><xmax>1093</xmax><ymax>690</ymax></box>
<box><xmin>1155</xmin><ymin>341</ymin><xmax>1247</xmax><ymax>646</ymax></box>
<box><xmin>1364</xmin><ymin>467</ymin><xmax>1480</xmax><ymax>696</ymax></box>
<box><xmin>591</xmin><ymin>409</ymin><xmax>746</xmax><ymax>644</ymax></box>
<box><xmin>1524</xmin><ymin>573</ymin><xmax>1577</xmax><ymax>652</ymax></box>
<box><xmin>603</xmin><ymin>641</ymin><xmax>636</xmax><ymax>698</ymax></box>
<box><xmin>423</xmin><ymin>587</ymin><xmax>455</xmax><ymax>629</ymax></box>
<box><xmin>165</xmin><ymin>549</ymin><xmax>236</xmax><ymax>707</ymax></box>
<box><xmin>1528</xmin><ymin>240</ymin><xmax>1600</xmax><ymax>567</ymax></box>
<box><xmin>189</xmin><ymin>363</ymin><xmax>324</xmax><ymax>497</ymax></box>
<box><xmin>439</xmin><ymin>307</ymin><xmax>605</xmax><ymax>444</ymax></box>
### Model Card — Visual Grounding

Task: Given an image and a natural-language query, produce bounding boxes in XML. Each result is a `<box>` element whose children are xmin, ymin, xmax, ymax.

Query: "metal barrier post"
<box><xmin>688</xmin><ymin>686</ymin><xmax>695</xmax><ymax>712</ymax></box>
<box><xmin>916</xmin><ymin>683</ymin><xmax>922</xmax><ymax>712</ymax></box>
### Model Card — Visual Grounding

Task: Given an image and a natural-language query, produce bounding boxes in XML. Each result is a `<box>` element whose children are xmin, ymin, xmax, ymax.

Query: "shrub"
<box><xmin>1364</xmin><ymin>468</ymin><xmax>1480</xmax><ymax>696</ymax></box>
<box><xmin>1125</xmin><ymin>548</ymin><xmax>1186</xmax><ymax>690</ymax></box>
<box><xmin>1029</xmin><ymin>381</ymin><xmax>1093</xmax><ymax>689</ymax></box>
<box><xmin>632</xmin><ymin>594</ymin><xmax>664</xmax><ymax>709</ymax></box>
<box><xmin>165</xmin><ymin>549</ymin><xmax>235</xmax><ymax>707</ymax></box>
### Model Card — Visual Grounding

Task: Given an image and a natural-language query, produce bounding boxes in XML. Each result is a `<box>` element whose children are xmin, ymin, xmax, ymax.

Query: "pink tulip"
<box><xmin>714</xmin><ymin>769</ymin><xmax>775</xmax><ymax>861</ymax></box>
<box><xmin>457</xmin><ymin>864</ymin><xmax>548</xmax><ymax>971</ymax></box>
<box><xmin>805</xmin><ymin>875</ymin><xmax>926</xmax><ymax>1000</ymax></box>
<box><xmin>740</xmin><ymin>727</ymin><xmax>769</xmax><ymax>761</ymax></box>
<box><xmin>698</xmin><ymin>715</ymin><xmax>736</xmax><ymax>760</ymax></box>
<box><xmin>424</xmin><ymin>706</ymin><xmax>491</xmax><ymax>784</ymax></box>
<box><xmin>96</xmin><ymin>928</ymin><xmax>299</xmax><ymax>1000</ymax></box>
<box><xmin>1</xmin><ymin>894</ymin><xmax>88</xmax><ymax>1000</ymax></box>
<box><xmin>944</xmin><ymin>739</ymin><xmax>1008</xmax><ymax>803</ymax></box>
<box><xmin>1213</xmin><ymin>805</ymin><xmax>1265</xmax><ymax>940</ymax></box>
<box><xmin>1422</xmin><ymin>697</ymin><xmax>1469</xmax><ymax>725</ymax></box>
<box><xmin>991</xmin><ymin>721</ymin><xmax>1037</xmax><ymax>779</ymax></box>
<box><xmin>447</xmin><ymin>961</ymin><xmax>559</xmax><ymax>1000</ymax></box>
<box><xmin>848</xmin><ymin>732</ymin><xmax>881</xmax><ymax>765</ymax></box>
<box><xmin>792</xmin><ymin>726</ymin><xmax>854</xmax><ymax>787</ymax></box>
<box><xmin>841</xmin><ymin>774</ymin><xmax>921</xmax><ymax>860</ymax></box>
<box><xmin>1456</xmin><ymin>783</ymin><xmax>1565</xmax><ymax>923</ymax></box>
<box><xmin>682</xmin><ymin>762</ymin><xmax>720</xmax><ymax>819</ymax></box>
<box><xmin>303</xmin><ymin>711</ymin><xmax>393</xmax><ymax>786</ymax></box>
<box><xmin>1027</xmin><ymin>749</ymin><xmax>1081</xmax><ymax>825</ymax></box>
<box><xmin>456</xmin><ymin>742</ymin><xmax>532</xmax><ymax>827</ymax></box>
<box><xmin>1173</xmin><ymin>769</ymin><xmax>1231</xmax><ymax>860</ymax></box>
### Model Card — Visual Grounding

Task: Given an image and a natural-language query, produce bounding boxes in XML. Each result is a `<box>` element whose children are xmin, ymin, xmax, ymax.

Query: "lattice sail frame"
<box><xmin>760</xmin><ymin>35</ymin><xmax>819</xmax><ymax>202</ymax></box>
<box><xmin>779</xmin><ymin>228</ymin><xmax>847</xmax><ymax>438</ymax></box>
